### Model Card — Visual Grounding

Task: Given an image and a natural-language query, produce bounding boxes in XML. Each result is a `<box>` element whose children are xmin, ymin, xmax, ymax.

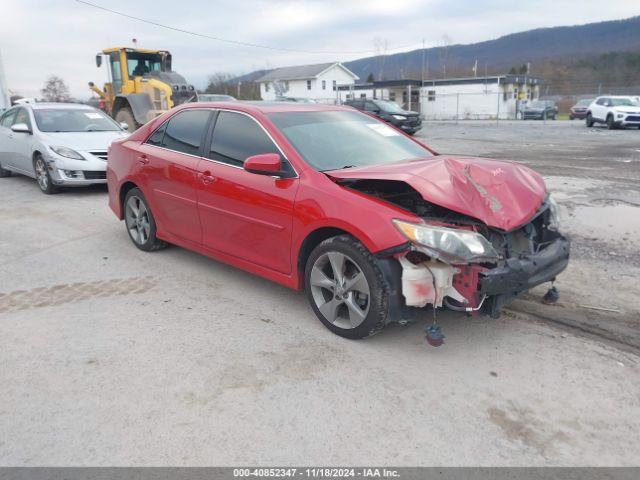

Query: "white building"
<box><xmin>257</xmin><ymin>62</ymin><xmax>359</xmax><ymax>102</ymax></box>
<box><xmin>419</xmin><ymin>75</ymin><xmax>542</xmax><ymax>120</ymax></box>
<box><xmin>338</xmin><ymin>75</ymin><xmax>543</xmax><ymax>119</ymax></box>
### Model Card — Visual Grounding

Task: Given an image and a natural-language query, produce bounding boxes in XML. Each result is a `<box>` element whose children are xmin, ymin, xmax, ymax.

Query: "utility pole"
<box><xmin>421</xmin><ymin>38</ymin><xmax>426</xmax><ymax>87</ymax></box>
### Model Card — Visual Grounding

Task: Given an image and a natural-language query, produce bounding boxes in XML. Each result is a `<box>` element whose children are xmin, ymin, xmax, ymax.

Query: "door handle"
<box><xmin>200</xmin><ymin>171</ymin><xmax>216</xmax><ymax>185</ymax></box>
<box><xmin>137</xmin><ymin>154</ymin><xmax>149</xmax><ymax>165</ymax></box>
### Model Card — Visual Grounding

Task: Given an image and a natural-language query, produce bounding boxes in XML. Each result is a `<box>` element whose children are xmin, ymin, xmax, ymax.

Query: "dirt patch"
<box><xmin>0</xmin><ymin>277</ymin><xmax>156</xmax><ymax>314</ymax></box>
<box><xmin>488</xmin><ymin>402</ymin><xmax>572</xmax><ymax>456</ymax></box>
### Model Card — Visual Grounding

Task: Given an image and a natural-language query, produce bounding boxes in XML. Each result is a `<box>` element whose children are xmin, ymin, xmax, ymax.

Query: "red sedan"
<box><xmin>107</xmin><ymin>102</ymin><xmax>569</xmax><ymax>339</ymax></box>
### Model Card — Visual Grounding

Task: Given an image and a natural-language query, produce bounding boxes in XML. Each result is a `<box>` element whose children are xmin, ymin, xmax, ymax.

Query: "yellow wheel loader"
<box><xmin>89</xmin><ymin>47</ymin><xmax>196</xmax><ymax>131</ymax></box>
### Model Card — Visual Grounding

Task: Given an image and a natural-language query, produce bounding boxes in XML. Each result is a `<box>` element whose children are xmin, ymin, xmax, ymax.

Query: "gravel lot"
<box><xmin>1</xmin><ymin>120</ymin><xmax>639</xmax><ymax>466</ymax></box>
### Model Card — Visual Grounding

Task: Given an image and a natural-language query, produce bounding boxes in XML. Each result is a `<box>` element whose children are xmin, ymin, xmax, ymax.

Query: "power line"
<box><xmin>75</xmin><ymin>0</ymin><xmax>423</xmax><ymax>55</ymax></box>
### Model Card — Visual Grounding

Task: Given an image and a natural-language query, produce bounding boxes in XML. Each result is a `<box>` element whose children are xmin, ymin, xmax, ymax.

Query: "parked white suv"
<box><xmin>586</xmin><ymin>96</ymin><xmax>640</xmax><ymax>129</ymax></box>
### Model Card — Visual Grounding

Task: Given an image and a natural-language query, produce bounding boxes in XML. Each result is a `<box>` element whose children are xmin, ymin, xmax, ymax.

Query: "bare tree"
<box><xmin>41</xmin><ymin>75</ymin><xmax>70</xmax><ymax>102</ymax></box>
<box><xmin>205</xmin><ymin>72</ymin><xmax>235</xmax><ymax>95</ymax></box>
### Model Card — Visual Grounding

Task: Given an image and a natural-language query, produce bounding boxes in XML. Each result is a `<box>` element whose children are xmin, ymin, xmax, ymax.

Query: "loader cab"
<box><xmin>96</xmin><ymin>48</ymin><xmax>172</xmax><ymax>95</ymax></box>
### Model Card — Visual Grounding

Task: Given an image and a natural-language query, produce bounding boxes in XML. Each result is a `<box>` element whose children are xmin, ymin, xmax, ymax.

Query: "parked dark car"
<box><xmin>523</xmin><ymin>100</ymin><xmax>558</xmax><ymax>120</ymax></box>
<box><xmin>344</xmin><ymin>99</ymin><xmax>422</xmax><ymax>135</ymax></box>
<box><xmin>569</xmin><ymin>99</ymin><xmax>593</xmax><ymax>120</ymax></box>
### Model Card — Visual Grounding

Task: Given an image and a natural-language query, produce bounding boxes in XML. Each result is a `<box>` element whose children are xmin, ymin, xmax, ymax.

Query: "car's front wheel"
<box><xmin>123</xmin><ymin>188</ymin><xmax>167</xmax><ymax>252</ymax></box>
<box><xmin>304</xmin><ymin>235</ymin><xmax>389</xmax><ymax>339</ymax></box>
<box><xmin>33</xmin><ymin>154</ymin><xmax>58</xmax><ymax>194</ymax></box>
<box><xmin>606</xmin><ymin>115</ymin><xmax>616</xmax><ymax>130</ymax></box>
<box><xmin>586</xmin><ymin>113</ymin><xmax>594</xmax><ymax>127</ymax></box>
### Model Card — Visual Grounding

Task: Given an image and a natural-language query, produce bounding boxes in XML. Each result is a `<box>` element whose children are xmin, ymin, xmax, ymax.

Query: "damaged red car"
<box><xmin>107</xmin><ymin>102</ymin><xmax>570</xmax><ymax>339</ymax></box>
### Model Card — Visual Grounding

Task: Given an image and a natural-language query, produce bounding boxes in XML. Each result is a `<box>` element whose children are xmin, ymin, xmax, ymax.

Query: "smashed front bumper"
<box><xmin>480</xmin><ymin>235</ymin><xmax>570</xmax><ymax>316</ymax></box>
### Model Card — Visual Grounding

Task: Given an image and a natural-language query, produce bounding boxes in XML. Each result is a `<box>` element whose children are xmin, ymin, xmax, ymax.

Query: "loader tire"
<box><xmin>115</xmin><ymin>107</ymin><xmax>138</xmax><ymax>132</ymax></box>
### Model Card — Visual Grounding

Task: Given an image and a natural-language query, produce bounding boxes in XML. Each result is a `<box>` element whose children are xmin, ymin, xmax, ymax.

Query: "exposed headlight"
<box><xmin>392</xmin><ymin>114</ymin><xmax>407</xmax><ymax>120</ymax></box>
<box><xmin>546</xmin><ymin>194</ymin><xmax>561</xmax><ymax>232</ymax></box>
<box><xmin>50</xmin><ymin>146</ymin><xmax>85</xmax><ymax>160</ymax></box>
<box><xmin>393</xmin><ymin>219</ymin><xmax>499</xmax><ymax>264</ymax></box>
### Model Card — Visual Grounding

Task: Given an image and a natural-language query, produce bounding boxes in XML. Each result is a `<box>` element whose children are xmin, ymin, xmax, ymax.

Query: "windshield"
<box><xmin>610</xmin><ymin>98</ymin><xmax>636</xmax><ymax>107</ymax></box>
<box><xmin>374</xmin><ymin>100</ymin><xmax>405</xmax><ymax>114</ymax></box>
<box><xmin>269</xmin><ymin>110</ymin><xmax>432</xmax><ymax>171</ymax></box>
<box><xmin>529</xmin><ymin>101</ymin><xmax>546</xmax><ymax>108</ymax></box>
<box><xmin>34</xmin><ymin>109</ymin><xmax>121</xmax><ymax>132</ymax></box>
<box><xmin>576</xmin><ymin>99</ymin><xmax>592</xmax><ymax>106</ymax></box>
<box><xmin>199</xmin><ymin>94</ymin><xmax>235</xmax><ymax>101</ymax></box>
<box><xmin>127</xmin><ymin>52</ymin><xmax>164</xmax><ymax>76</ymax></box>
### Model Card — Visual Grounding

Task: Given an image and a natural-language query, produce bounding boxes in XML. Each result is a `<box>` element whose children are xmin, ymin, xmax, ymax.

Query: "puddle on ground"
<box><xmin>566</xmin><ymin>203</ymin><xmax>640</xmax><ymax>244</ymax></box>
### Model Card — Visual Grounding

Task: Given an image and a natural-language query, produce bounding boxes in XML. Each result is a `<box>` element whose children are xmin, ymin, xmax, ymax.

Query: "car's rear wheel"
<box><xmin>34</xmin><ymin>154</ymin><xmax>58</xmax><ymax>194</ymax></box>
<box><xmin>304</xmin><ymin>235</ymin><xmax>389</xmax><ymax>339</ymax></box>
<box><xmin>0</xmin><ymin>162</ymin><xmax>12</xmax><ymax>178</ymax></box>
<box><xmin>586</xmin><ymin>113</ymin><xmax>594</xmax><ymax>127</ymax></box>
<box><xmin>123</xmin><ymin>188</ymin><xmax>167</xmax><ymax>252</ymax></box>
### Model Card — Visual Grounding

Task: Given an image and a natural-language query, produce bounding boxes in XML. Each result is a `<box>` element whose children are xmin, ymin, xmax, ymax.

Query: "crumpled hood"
<box><xmin>39</xmin><ymin>131</ymin><xmax>128</xmax><ymax>151</ymax></box>
<box><xmin>326</xmin><ymin>155</ymin><xmax>547</xmax><ymax>231</ymax></box>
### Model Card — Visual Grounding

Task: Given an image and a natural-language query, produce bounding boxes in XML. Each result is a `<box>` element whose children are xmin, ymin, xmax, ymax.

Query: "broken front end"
<box><xmin>363</xmin><ymin>181</ymin><xmax>571</xmax><ymax>320</ymax></box>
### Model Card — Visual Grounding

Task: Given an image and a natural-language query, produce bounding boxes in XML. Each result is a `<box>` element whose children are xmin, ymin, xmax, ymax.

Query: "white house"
<box><xmin>257</xmin><ymin>62</ymin><xmax>359</xmax><ymax>102</ymax></box>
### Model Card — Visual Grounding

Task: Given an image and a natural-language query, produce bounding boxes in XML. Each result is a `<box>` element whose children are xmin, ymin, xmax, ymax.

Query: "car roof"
<box><xmin>187</xmin><ymin>101</ymin><xmax>350</xmax><ymax>114</ymax></box>
<box><xmin>596</xmin><ymin>95</ymin><xmax>636</xmax><ymax>99</ymax></box>
<box><xmin>29</xmin><ymin>103</ymin><xmax>96</xmax><ymax>111</ymax></box>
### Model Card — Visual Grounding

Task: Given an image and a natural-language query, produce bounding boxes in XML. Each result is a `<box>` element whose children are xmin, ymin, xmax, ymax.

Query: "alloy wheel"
<box><xmin>35</xmin><ymin>158</ymin><xmax>48</xmax><ymax>191</ymax></box>
<box><xmin>125</xmin><ymin>195</ymin><xmax>151</xmax><ymax>245</ymax></box>
<box><xmin>309</xmin><ymin>251</ymin><xmax>370</xmax><ymax>329</ymax></box>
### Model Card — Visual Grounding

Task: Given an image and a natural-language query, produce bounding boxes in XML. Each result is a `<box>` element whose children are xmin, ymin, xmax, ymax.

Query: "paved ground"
<box><xmin>1</xmin><ymin>120</ymin><xmax>640</xmax><ymax>466</ymax></box>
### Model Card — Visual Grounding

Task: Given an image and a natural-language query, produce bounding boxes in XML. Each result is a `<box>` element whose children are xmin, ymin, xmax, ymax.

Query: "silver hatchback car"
<box><xmin>0</xmin><ymin>103</ymin><xmax>128</xmax><ymax>194</ymax></box>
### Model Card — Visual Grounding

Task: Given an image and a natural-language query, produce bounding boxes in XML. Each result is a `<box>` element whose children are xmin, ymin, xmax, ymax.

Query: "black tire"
<box><xmin>115</xmin><ymin>107</ymin><xmax>138</xmax><ymax>132</ymax></box>
<box><xmin>0</xmin><ymin>162</ymin><xmax>12</xmax><ymax>178</ymax></box>
<box><xmin>123</xmin><ymin>187</ymin><xmax>167</xmax><ymax>252</ymax></box>
<box><xmin>33</xmin><ymin>154</ymin><xmax>58</xmax><ymax>195</ymax></box>
<box><xmin>304</xmin><ymin>235</ymin><xmax>389</xmax><ymax>339</ymax></box>
<box><xmin>606</xmin><ymin>115</ymin><xmax>616</xmax><ymax>130</ymax></box>
<box><xmin>586</xmin><ymin>113</ymin><xmax>594</xmax><ymax>127</ymax></box>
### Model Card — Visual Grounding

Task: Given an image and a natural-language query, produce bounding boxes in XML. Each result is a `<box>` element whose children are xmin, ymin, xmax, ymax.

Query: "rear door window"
<box><xmin>161</xmin><ymin>109</ymin><xmax>211</xmax><ymax>156</ymax></box>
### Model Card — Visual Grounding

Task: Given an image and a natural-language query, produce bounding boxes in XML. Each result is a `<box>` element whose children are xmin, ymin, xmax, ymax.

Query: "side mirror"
<box><xmin>119</xmin><ymin>122</ymin><xmax>129</xmax><ymax>131</ymax></box>
<box><xmin>11</xmin><ymin>123</ymin><xmax>31</xmax><ymax>134</ymax></box>
<box><xmin>95</xmin><ymin>54</ymin><xmax>102</xmax><ymax>68</ymax></box>
<box><xmin>244</xmin><ymin>153</ymin><xmax>282</xmax><ymax>176</ymax></box>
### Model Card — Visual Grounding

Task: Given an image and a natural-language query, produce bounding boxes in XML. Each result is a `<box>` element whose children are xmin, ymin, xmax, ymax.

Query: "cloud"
<box><xmin>0</xmin><ymin>0</ymin><xmax>638</xmax><ymax>98</ymax></box>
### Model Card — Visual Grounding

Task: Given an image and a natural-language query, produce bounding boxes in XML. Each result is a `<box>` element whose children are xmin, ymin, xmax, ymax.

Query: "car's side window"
<box><xmin>13</xmin><ymin>108</ymin><xmax>31</xmax><ymax>129</ymax></box>
<box><xmin>0</xmin><ymin>109</ymin><xmax>16</xmax><ymax>127</ymax></box>
<box><xmin>209</xmin><ymin>111</ymin><xmax>294</xmax><ymax>176</ymax></box>
<box><xmin>364</xmin><ymin>101</ymin><xmax>377</xmax><ymax>112</ymax></box>
<box><xmin>160</xmin><ymin>109</ymin><xmax>211</xmax><ymax>156</ymax></box>
<box><xmin>146</xmin><ymin>121</ymin><xmax>167</xmax><ymax>147</ymax></box>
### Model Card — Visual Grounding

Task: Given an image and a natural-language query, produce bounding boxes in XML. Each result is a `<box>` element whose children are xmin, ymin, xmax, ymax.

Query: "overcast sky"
<box><xmin>1</xmin><ymin>0</ymin><xmax>639</xmax><ymax>98</ymax></box>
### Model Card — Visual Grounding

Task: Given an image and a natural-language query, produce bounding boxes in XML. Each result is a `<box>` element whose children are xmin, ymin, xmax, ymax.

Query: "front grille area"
<box><xmin>82</xmin><ymin>171</ymin><xmax>107</xmax><ymax>180</ymax></box>
<box><xmin>90</xmin><ymin>151</ymin><xmax>108</xmax><ymax>161</ymax></box>
<box><xmin>626</xmin><ymin>115</ymin><xmax>640</xmax><ymax>122</ymax></box>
